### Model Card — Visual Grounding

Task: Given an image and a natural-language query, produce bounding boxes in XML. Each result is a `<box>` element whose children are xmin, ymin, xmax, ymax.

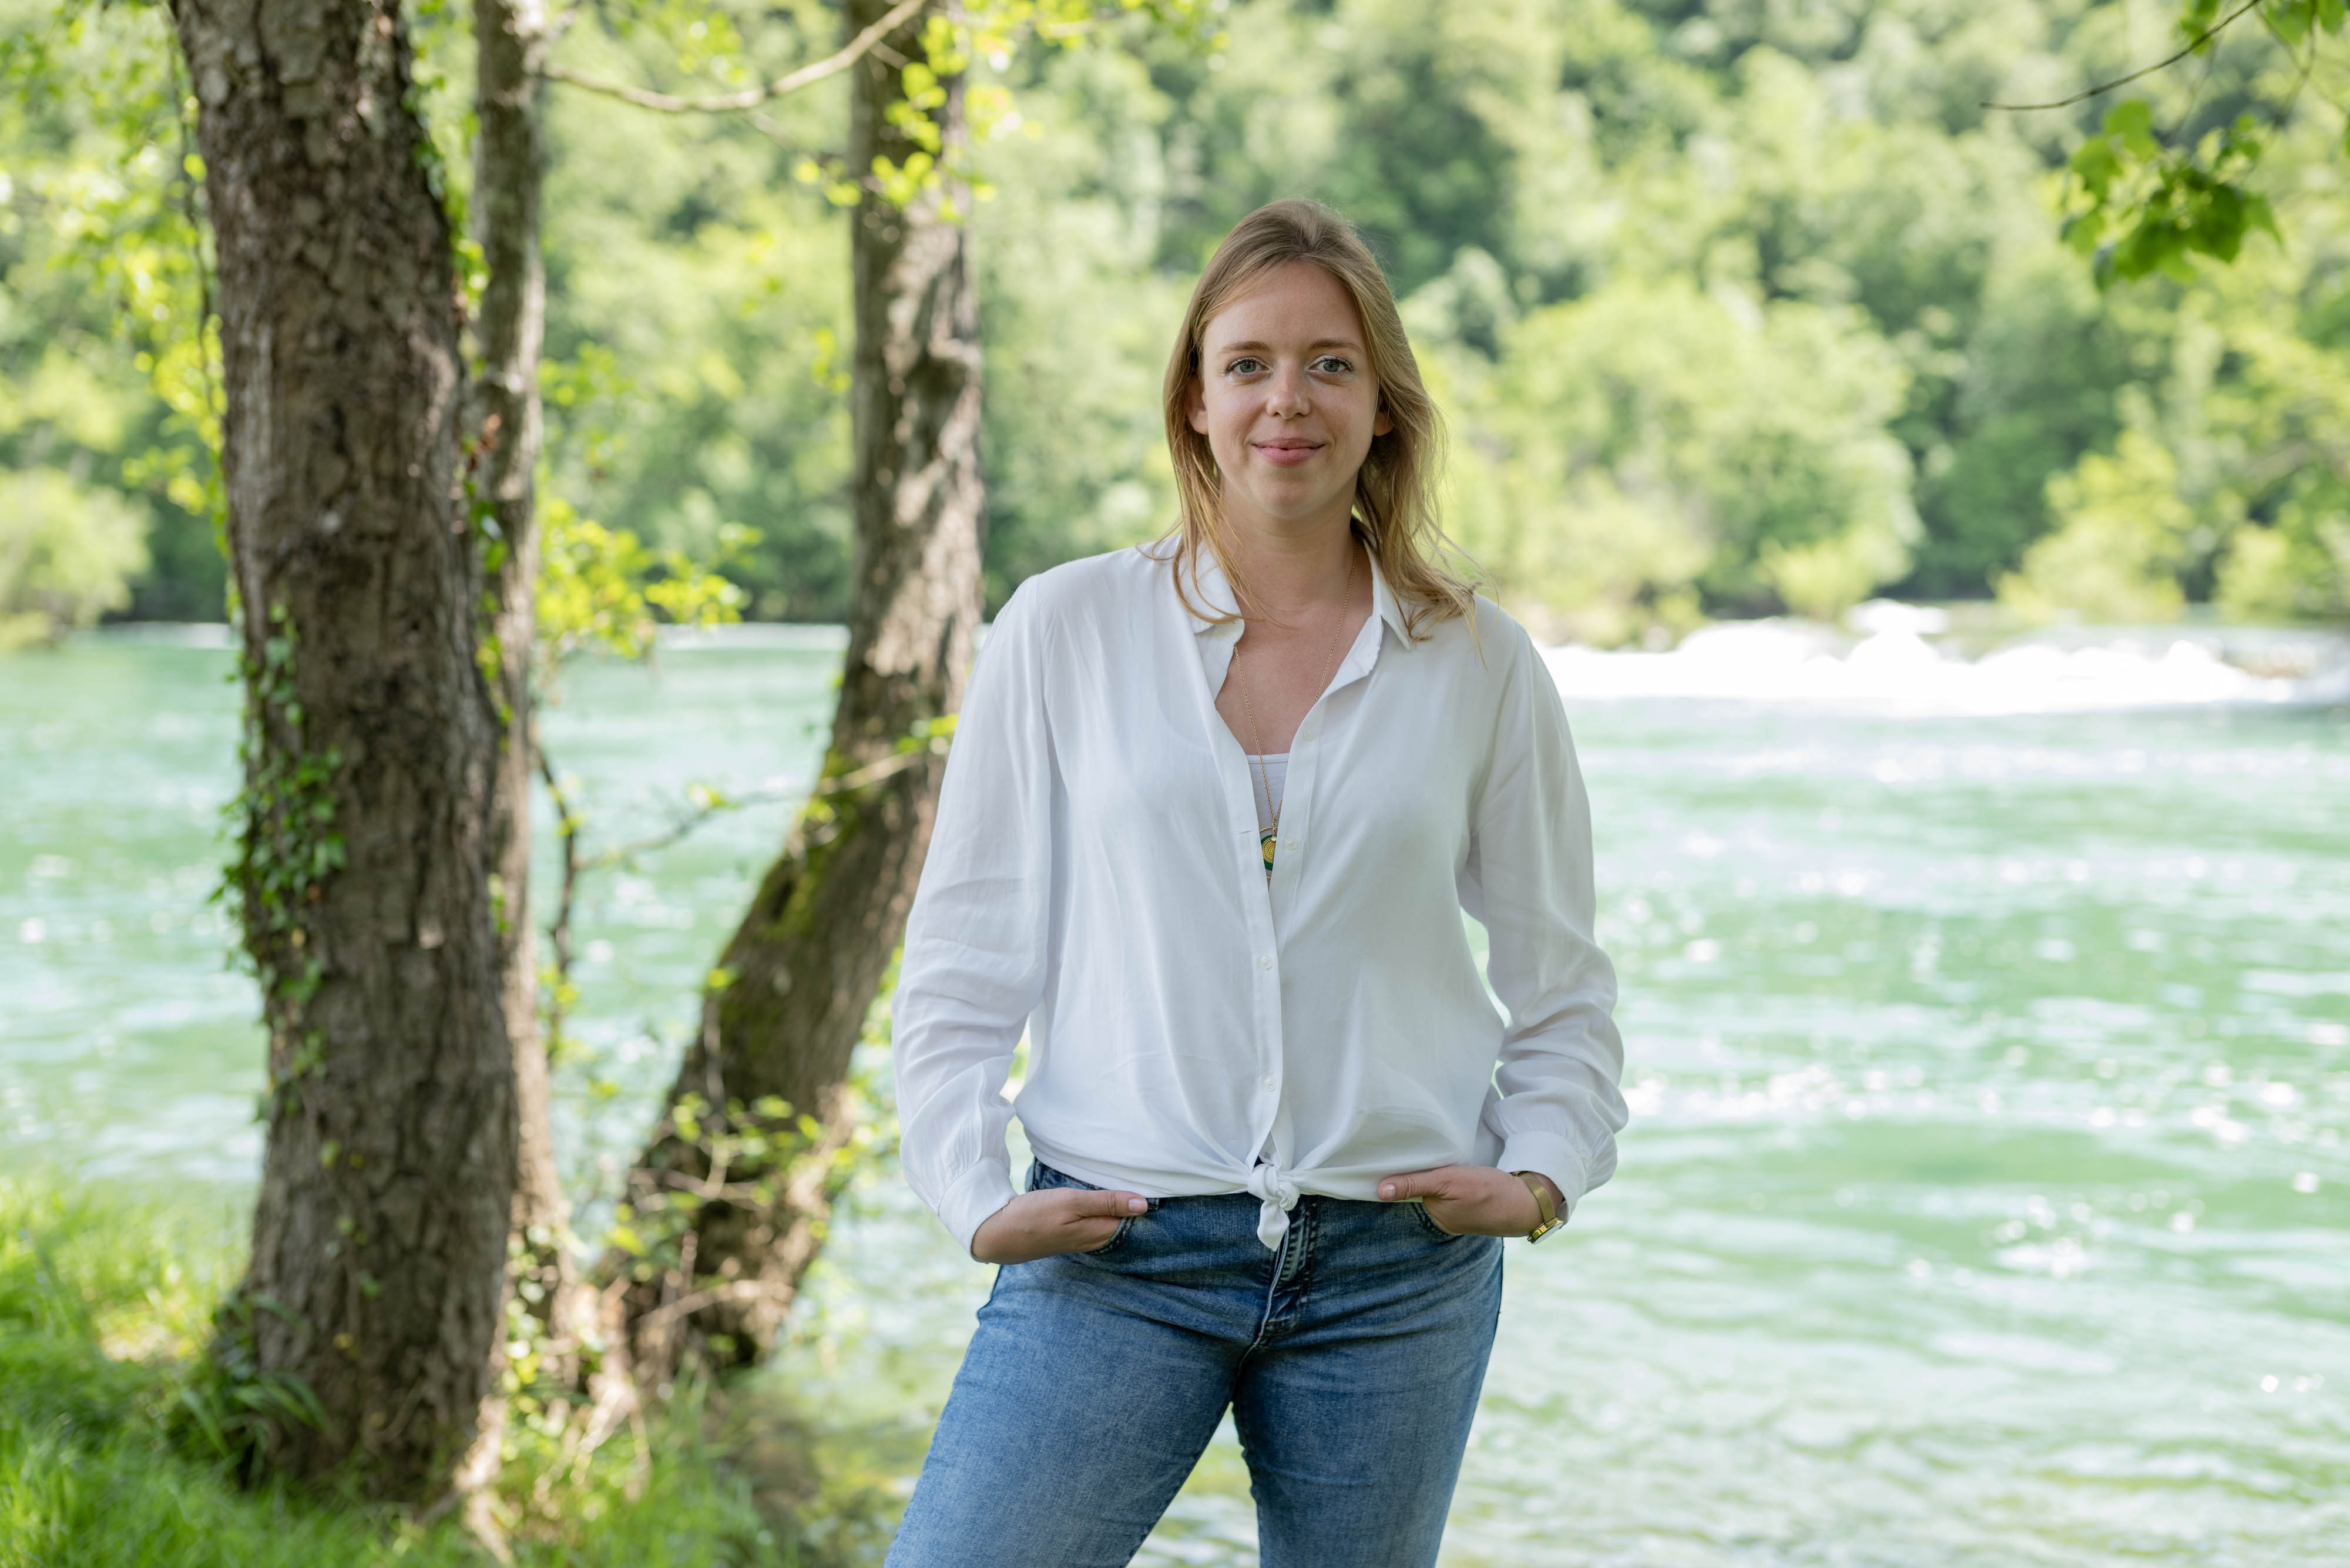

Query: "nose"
<box><xmin>1265</xmin><ymin>363</ymin><xmax>1311</xmax><ymax>418</ymax></box>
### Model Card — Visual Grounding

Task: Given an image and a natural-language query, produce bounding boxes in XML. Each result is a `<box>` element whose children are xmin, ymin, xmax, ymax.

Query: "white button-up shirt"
<box><xmin>891</xmin><ymin>541</ymin><xmax>1627</xmax><ymax>1254</ymax></box>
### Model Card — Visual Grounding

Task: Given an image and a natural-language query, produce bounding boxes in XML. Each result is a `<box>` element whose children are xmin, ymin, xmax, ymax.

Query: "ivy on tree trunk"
<box><xmin>170</xmin><ymin>0</ymin><xmax>516</xmax><ymax>1501</ymax></box>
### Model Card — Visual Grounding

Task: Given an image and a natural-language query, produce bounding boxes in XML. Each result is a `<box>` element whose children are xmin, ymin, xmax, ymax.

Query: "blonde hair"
<box><xmin>1157</xmin><ymin>199</ymin><xmax>1477</xmax><ymax>639</ymax></box>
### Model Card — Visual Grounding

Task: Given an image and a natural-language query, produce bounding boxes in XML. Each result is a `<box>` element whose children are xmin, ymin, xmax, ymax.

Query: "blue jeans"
<box><xmin>885</xmin><ymin>1159</ymin><xmax>1505</xmax><ymax>1568</ymax></box>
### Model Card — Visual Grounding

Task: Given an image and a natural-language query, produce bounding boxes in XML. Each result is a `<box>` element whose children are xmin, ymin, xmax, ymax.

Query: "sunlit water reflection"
<box><xmin>4</xmin><ymin>624</ymin><xmax>2346</xmax><ymax>1565</ymax></box>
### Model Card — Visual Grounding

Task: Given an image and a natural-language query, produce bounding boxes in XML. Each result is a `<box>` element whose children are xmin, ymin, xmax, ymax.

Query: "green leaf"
<box><xmin>2070</xmin><ymin>138</ymin><xmax>2120</xmax><ymax>199</ymax></box>
<box><xmin>2061</xmin><ymin>208</ymin><xmax>2109</xmax><ymax>257</ymax></box>
<box><xmin>2104</xmin><ymin>100</ymin><xmax>2158</xmax><ymax>160</ymax></box>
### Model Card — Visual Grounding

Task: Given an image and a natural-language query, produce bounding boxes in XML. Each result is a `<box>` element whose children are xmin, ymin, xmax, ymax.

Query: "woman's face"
<box><xmin>1186</xmin><ymin>261</ymin><xmax>1393</xmax><ymax>538</ymax></box>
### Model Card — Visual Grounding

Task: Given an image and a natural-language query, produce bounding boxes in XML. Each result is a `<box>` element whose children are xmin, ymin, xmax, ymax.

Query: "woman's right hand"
<box><xmin>969</xmin><ymin>1187</ymin><xmax>1149</xmax><ymax>1264</ymax></box>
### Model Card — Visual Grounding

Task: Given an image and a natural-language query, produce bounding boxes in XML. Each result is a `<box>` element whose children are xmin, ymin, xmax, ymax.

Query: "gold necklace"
<box><xmin>1238</xmin><ymin>543</ymin><xmax>1357</xmax><ymax>878</ymax></box>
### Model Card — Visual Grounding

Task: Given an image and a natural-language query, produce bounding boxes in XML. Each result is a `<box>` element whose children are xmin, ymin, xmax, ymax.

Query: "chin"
<box><xmin>1248</xmin><ymin>471</ymin><xmax>1341</xmax><ymax>503</ymax></box>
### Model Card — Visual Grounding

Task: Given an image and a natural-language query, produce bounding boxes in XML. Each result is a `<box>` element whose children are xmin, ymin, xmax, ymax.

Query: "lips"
<box><xmin>1253</xmin><ymin>439</ymin><xmax>1322</xmax><ymax>467</ymax></box>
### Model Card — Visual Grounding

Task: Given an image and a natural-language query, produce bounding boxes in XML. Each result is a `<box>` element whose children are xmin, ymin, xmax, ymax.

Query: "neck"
<box><xmin>1222</xmin><ymin>514</ymin><xmax>1359</xmax><ymax>622</ymax></box>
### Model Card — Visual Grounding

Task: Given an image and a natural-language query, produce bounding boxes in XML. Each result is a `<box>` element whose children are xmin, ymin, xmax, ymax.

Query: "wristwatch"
<box><xmin>1511</xmin><ymin>1170</ymin><xmax>1566</xmax><ymax>1243</ymax></box>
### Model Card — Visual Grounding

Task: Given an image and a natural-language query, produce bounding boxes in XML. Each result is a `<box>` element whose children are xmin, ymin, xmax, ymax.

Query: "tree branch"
<box><xmin>563</xmin><ymin>747</ymin><xmax>927</xmax><ymax>894</ymax></box>
<box><xmin>539</xmin><ymin>0</ymin><xmax>924</xmax><ymax>114</ymax></box>
<box><xmin>533</xmin><ymin>747</ymin><xmax>809</xmax><ymax>1035</ymax></box>
<box><xmin>538</xmin><ymin>736</ymin><xmax>583</xmax><ymax>1047</ymax></box>
<box><xmin>811</xmin><ymin>745</ymin><xmax>934</xmax><ymax>798</ymax></box>
<box><xmin>165</xmin><ymin>46</ymin><xmax>224</xmax><ymax>439</ymax></box>
<box><xmin>633</xmin><ymin>1275</ymin><xmax>793</xmax><ymax>1337</ymax></box>
<box><xmin>1983</xmin><ymin>0</ymin><xmax>2265</xmax><ymax>111</ymax></box>
<box><xmin>583</xmin><ymin>781</ymin><xmax>800</xmax><ymax>872</ymax></box>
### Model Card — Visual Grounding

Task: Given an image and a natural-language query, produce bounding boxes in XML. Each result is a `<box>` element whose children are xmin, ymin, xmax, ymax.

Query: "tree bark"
<box><xmin>170</xmin><ymin>0</ymin><xmax>515</xmax><ymax>1501</ymax></box>
<box><xmin>458</xmin><ymin>0</ymin><xmax>589</xmax><ymax>1529</ymax></box>
<box><xmin>609</xmin><ymin>0</ymin><xmax>985</xmax><ymax>1388</ymax></box>
<box><xmin>473</xmin><ymin>0</ymin><xmax>586</xmax><ymax>1369</ymax></box>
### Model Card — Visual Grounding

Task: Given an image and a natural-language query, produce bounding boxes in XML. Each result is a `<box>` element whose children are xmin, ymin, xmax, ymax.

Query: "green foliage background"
<box><xmin>4</xmin><ymin>0</ymin><xmax>2346</xmax><ymax>642</ymax></box>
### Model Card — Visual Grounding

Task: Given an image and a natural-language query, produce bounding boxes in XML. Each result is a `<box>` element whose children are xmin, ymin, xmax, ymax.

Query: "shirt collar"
<box><xmin>1180</xmin><ymin>538</ymin><xmax>1413</xmax><ymax>649</ymax></box>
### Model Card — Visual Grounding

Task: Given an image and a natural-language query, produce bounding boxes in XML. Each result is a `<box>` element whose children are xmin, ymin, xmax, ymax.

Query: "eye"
<box><xmin>1311</xmin><ymin>355</ymin><xmax>1355</xmax><ymax>375</ymax></box>
<box><xmin>1225</xmin><ymin>356</ymin><xmax>1266</xmax><ymax>376</ymax></box>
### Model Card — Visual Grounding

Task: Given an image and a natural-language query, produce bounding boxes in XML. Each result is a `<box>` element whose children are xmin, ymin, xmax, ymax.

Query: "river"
<box><xmin>4</xmin><ymin>620</ymin><xmax>2346</xmax><ymax>1565</ymax></box>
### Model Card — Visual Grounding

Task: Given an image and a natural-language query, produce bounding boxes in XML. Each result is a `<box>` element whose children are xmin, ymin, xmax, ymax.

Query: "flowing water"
<box><xmin>5</xmin><ymin>623</ymin><xmax>2347</xmax><ymax>1566</ymax></box>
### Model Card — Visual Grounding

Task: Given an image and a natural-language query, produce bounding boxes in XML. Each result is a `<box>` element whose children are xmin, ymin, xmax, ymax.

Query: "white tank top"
<box><xmin>1246</xmin><ymin>753</ymin><xmax>1291</xmax><ymax>1166</ymax></box>
<box><xmin>1246</xmin><ymin>752</ymin><xmax>1290</xmax><ymax>835</ymax></box>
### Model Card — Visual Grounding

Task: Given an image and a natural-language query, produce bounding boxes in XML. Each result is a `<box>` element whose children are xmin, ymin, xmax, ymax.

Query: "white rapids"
<box><xmin>1543</xmin><ymin>600</ymin><xmax>2350</xmax><ymax>716</ymax></box>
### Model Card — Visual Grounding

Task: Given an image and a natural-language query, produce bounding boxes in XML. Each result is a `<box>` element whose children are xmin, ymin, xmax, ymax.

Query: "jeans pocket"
<box><xmin>1031</xmin><ymin>1161</ymin><xmax>1139</xmax><ymax>1258</ymax></box>
<box><xmin>1409</xmin><ymin>1200</ymin><xmax>1463</xmax><ymax>1243</ymax></box>
<box><xmin>1075</xmin><ymin>1214</ymin><xmax>1136</xmax><ymax>1257</ymax></box>
<box><xmin>1028</xmin><ymin>1159</ymin><xmax>1096</xmax><ymax>1194</ymax></box>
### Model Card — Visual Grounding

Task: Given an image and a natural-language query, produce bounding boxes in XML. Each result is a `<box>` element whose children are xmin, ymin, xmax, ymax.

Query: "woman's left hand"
<box><xmin>1377</xmin><ymin>1165</ymin><xmax>1563</xmax><ymax>1237</ymax></box>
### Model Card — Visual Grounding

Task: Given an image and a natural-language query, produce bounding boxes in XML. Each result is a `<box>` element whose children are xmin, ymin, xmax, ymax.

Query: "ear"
<box><xmin>1186</xmin><ymin>375</ymin><xmax>1210</xmax><ymax>437</ymax></box>
<box><xmin>1372</xmin><ymin>395</ymin><xmax>1394</xmax><ymax>438</ymax></box>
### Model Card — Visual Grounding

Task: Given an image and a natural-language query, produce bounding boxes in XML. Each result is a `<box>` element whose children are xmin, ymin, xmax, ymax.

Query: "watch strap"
<box><xmin>1512</xmin><ymin>1169</ymin><xmax>1565</xmax><ymax>1243</ymax></box>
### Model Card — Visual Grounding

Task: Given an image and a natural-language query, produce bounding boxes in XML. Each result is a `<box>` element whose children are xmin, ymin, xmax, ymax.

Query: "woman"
<box><xmin>884</xmin><ymin>199</ymin><xmax>1627</xmax><ymax>1568</ymax></box>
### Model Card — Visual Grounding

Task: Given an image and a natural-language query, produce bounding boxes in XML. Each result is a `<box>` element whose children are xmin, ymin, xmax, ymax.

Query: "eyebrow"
<box><xmin>1210</xmin><ymin>338</ymin><xmax>1365</xmax><ymax>356</ymax></box>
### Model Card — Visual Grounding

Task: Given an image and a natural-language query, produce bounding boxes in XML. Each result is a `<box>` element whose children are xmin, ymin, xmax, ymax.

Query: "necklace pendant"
<box><xmin>1260</xmin><ymin>826</ymin><xmax>1278</xmax><ymax>875</ymax></box>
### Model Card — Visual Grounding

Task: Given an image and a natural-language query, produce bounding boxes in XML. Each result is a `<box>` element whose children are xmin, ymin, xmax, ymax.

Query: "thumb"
<box><xmin>1377</xmin><ymin>1169</ymin><xmax>1445</xmax><ymax>1202</ymax></box>
<box><xmin>1067</xmin><ymin>1189</ymin><xmax>1148</xmax><ymax>1220</ymax></box>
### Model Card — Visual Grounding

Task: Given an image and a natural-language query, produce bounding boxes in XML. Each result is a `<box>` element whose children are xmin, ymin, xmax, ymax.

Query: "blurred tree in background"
<box><xmin>4</xmin><ymin>0</ymin><xmax>2345</xmax><ymax>645</ymax></box>
<box><xmin>1</xmin><ymin>0</ymin><xmax>221</xmax><ymax>630</ymax></box>
<box><xmin>0</xmin><ymin>467</ymin><xmax>149</xmax><ymax>646</ymax></box>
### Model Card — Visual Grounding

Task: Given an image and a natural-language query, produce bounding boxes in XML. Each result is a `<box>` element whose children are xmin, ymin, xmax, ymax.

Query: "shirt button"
<box><xmin>1258</xmin><ymin>953</ymin><xmax>1273</xmax><ymax>969</ymax></box>
<box><xmin>1282</xmin><ymin>837</ymin><xmax>1299</xmax><ymax>851</ymax></box>
<box><xmin>1260</xmin><ymin>1076</ymin><xmax>1277</xmax><ymax>1091</ymax></box>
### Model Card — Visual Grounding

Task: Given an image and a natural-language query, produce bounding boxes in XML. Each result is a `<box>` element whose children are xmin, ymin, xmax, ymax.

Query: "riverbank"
<box><xmin>0</xmin><ymin>1173</ymin><xmax>894</xmax><ymax>1567</ymax></box>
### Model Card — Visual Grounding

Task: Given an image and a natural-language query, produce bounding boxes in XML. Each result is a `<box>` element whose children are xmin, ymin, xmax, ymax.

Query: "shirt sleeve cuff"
<box><xmin>937</xmin><ymin>1158</ymin><xmax>1020</xmax><ymax>1260</ymax></box>
<box><xmin>1498</xmin><ymin>1134</ymin><xmax>1590</xmax><ymax>1220</ymax></box>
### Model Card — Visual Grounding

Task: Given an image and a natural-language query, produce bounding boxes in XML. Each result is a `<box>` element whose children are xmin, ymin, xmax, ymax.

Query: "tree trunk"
<box><xmin>171</xmin><ymin>0</ymin><xmax>515</xmax><ymax>1502</ymax></box>
<box><xmin>609</xmin><ymin>0</ymin><xmax>985</xmax><ymax>1389</ymax></box>
<box><xmin>472</xmin><ymin>0</ymin><xmax>586</xmax><ymax>1369</ymax></box>
<box><xmin>458</xmin><ymin>0</ymin><xmax>589</xmax><ymax>1528</ymax></box>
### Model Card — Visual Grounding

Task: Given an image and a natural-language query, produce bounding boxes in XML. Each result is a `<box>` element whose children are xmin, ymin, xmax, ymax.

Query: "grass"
<box><xmin>0</xmin><ymin>1173</ymin><xmax>900</xmax><ymax>1568</ymax></box>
